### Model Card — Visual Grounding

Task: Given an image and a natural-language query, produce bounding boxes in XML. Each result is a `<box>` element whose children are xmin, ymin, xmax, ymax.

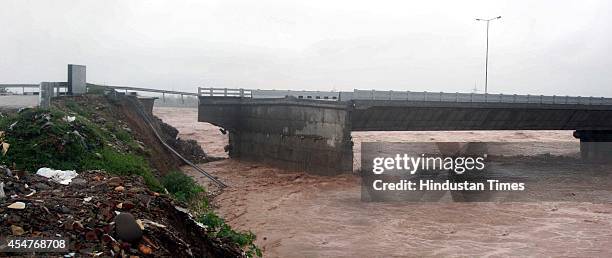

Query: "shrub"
<box><xmin>161</xmin><ymin>171</ymin><xmax>204</xmax><ymax>203</ymax></box>
<box><xmin>198</xmin><ymin>212</ymin><xmax>262</xmax><ymax>257</ymax></box>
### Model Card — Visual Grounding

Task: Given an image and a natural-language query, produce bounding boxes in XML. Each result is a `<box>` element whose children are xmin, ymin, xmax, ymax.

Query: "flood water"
<box><xmin>155</xmin><ymin>107</ymin><xmax>612</xmax><ymax>257</ymax></box>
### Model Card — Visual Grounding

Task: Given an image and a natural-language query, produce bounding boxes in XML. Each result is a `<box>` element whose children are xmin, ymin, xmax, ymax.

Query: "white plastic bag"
<box><xmin>36</xmin><ymin>168</ymin><xmax>78</xmax><ymax>185</ymax></box>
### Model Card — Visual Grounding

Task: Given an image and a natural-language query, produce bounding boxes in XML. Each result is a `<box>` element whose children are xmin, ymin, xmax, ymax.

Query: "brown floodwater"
<box><xmin>155</xmin><ymin>107</ymin><xmax>612</xmax><ymax>257</ymax></box>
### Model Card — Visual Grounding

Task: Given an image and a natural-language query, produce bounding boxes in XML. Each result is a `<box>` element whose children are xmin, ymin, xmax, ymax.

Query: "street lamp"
<box><xmin>475</xmin><ymin>16</ymin><xmax>501</xmax><ymax>94</ymax></box>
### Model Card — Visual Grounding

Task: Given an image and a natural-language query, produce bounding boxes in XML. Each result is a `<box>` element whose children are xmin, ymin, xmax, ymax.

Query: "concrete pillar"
<box><xmin>67</xmin><ymin>64</ymin><xmax>87</xmax><ymax>95</ymax></box>
<box><xmin>573</xmin><ymin>130</ymin><xmax>612</xmax><ymax>162</ymax></box>
<box><xmin>39</xmin><ymin>82</ymin><xmax>55</xmax><ymax>108</ymax></box>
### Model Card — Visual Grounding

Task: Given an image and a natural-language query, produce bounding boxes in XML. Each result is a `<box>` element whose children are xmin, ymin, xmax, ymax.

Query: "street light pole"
<box><xmin>476</xmin><ymin>16</ymin><xmax>501</xmax><ymax>94</ymax></box>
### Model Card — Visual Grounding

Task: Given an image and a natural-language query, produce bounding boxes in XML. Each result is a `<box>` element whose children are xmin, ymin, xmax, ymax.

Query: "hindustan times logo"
<box><xmin>372</xmin><ymin>154</ymin><xmax>487</xmax><ymax>175</ymax></box>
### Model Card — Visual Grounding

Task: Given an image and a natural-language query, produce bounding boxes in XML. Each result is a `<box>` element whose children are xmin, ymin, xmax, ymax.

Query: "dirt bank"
<box><xmin>155</xmin><ymin>107</ymin><xmax>612</xmax><ymax>257</ymax></box>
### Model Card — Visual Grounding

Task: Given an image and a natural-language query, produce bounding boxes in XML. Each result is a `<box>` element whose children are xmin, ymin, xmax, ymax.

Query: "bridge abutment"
<box><xmin>199</xmin><ymin>97</ymin><xmax>353</xmax><ymax>175</ymax></box>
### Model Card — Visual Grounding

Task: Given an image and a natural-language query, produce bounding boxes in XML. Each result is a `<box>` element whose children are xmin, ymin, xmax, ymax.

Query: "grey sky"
<box><xmin>1</xmin><ymin>0</ymin><xmax>611</xmax><ymax>96</ymax></box>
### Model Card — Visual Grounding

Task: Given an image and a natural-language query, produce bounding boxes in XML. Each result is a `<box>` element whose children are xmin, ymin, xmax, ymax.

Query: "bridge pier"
<box><xmin>574</xmin><ymin>130</ymin><xmax>612</xmax><ymax>162</ymax></box>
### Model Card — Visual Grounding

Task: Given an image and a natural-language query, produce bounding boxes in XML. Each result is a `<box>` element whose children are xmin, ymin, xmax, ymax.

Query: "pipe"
<box><xmin>126</xmin><ymin>95</ymin><xmax>228</xmax><ymax>188</ymax></box>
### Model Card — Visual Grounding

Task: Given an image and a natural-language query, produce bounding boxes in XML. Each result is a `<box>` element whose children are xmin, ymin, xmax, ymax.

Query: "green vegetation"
<box><xmin>198</xmin><ymin>212</ymin><xmax>262</xmax><ymax>257</ymax></box>
<box><xmin>161</xmin><ymin>171</ymin><xmax>205</xmax><ymax>203</ymax></box>
<box><xmin>0</xmin><ymin>107</ymin><xmax>162</xmax><ymax>191</ymax></box>
<box><xmin>162</xmin><ymin>171</ymin><xmax>262</xmax><ymax>257</ymax></box>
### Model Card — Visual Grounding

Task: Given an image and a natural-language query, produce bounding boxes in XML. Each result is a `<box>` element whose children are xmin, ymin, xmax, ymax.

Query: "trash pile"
<box><xmin>0</xmin><ymin>166</ymin><xmax>242</xmax><ymax>257</ymax></box>
<box><xmin>0</xmin><ymin>95</ymin><xmax>250</xmax><ymax>257</ymax></box>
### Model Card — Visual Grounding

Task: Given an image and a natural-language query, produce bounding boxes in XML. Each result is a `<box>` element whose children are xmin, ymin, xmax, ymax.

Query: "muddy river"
<box><xmin>155</xmin><ymin>107</ymin><xmax>612</xmax><ymax>257</ymax></box>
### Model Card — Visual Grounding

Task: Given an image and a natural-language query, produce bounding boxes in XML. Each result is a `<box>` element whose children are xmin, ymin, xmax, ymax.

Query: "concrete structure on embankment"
<box><xmin>198</xmin><ymin>89</ymin><xmax>612</xmax><ymax>175</ymax></box>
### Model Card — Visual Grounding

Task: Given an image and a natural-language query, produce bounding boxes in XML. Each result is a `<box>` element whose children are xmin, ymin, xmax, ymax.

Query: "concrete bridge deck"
<box><xmin>198</xmin><ymin>88</ymin><xmax>612</xmax><ymax>174</ymax></box>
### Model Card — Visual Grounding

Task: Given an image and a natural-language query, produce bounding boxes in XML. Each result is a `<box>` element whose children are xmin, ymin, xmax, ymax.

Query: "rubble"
<box><xmin>0</xmin><ymin>170</ymin><xmax>243</xmax><ymax>257</ymax></box>
<box><xmin>7</xmin><ymin>201</ymin><xmax>26</xmax><ymax>209</ymax></box>
<box><xmin>0</xmin><ymin>95</ymin><xmax>250</xmax><ymax>257</ymax></box>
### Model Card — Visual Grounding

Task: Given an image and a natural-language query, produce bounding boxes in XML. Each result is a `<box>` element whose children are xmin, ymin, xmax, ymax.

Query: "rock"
<box><xmin>114</xmin><ymin>213</ymin><xmax>142</xmax><ymax>243</ymax></box>
<box><xmin>7</xmin><ymin>201</ymin><xmax>26</xmax><ymax>210</ymax></box>
<box><xmin>136</xmin><ymin>219</ymin><xmax>144</xmax><ymax>230</ymax></box>
<box><xmin>72</xmin><ymin>221</ymin><xmax>84</xmax><ymax>231</ymax></box>
<box><xmin>107</xmin><ymin>177</ymin><xmax>123</xmax><ymax>187</ymax></box>
<box><xmin>11</xmin><ymin>225</ymin><xmax>25</xmax><ymax>236</ymax></box>
<box><xmin>33</xmin><ymin>182</ymin><xmax>51</xmax><ymax>190</ymax></box>
<box><xmin>138</xmin><ymin>244</ymin><xmax>153</xmax><ymax>255</ymax></box>
<box><xmin>70</xmin><ymin>178</ymin><xmax>87</xmax><ymax>187</ymax></box>
<box><xmin>85</xmin><ymin>230</ymin><xmax>98</xmax><ymax>241</ymax></box>
<box><xmin>64</xmin><ymin>218</ymin><xmax>74</xmax><ymax>230</ymax></box>
<box><xmin>122</xmin><ymin>202</ymin><xmax>135</xmax><ymax>210</ymax></box>
<box><xmin>0</xmin><ymin>165</ymin><xmax>12</xmax><ymax>176</ymax></box>
<box><xmin>0</xmin><ymin>182</ymin><xmax>5</xmax><ymax>199</ymax></box>
<box><xmin>114</xmin><ymin>186</ymin><xmax>125</xmax><ymax>192</ymax></box>
<box><xmin>7</xmin><ymin>214</ymin><xmax>21</xmax><ymax>224</ymax></box>
<box><xmin>57</xmin><ymin>205</ymin><xmax>71</xmax><ymax>214</ymax></box>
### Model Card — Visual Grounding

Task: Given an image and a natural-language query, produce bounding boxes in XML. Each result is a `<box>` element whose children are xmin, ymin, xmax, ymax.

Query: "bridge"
<box><xmin>198</xmin><ymin>88</ymin><xmax>612</xmax><ymax>175</ymax></box>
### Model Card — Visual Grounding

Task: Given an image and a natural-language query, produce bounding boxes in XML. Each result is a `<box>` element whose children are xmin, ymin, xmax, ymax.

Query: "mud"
<box><xmin>154</xmin><ymin>107</ymin><xmax>612</xmax><ymax>257</ymax></box>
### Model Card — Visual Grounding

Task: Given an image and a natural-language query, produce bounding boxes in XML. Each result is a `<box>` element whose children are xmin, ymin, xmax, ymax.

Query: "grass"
<box><xmin>0</xmin><ymin>107</ymin><xmax>162</xmax><ymax>191</ymax></box>
<box><xmin>162</xmin><ymin>171</ymin><xmax>262</xmax><ymax>257</ymax></box>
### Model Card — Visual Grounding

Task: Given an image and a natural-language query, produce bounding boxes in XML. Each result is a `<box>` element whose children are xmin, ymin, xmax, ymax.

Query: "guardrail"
<box><xmin>198</xmin><ymin>87</ymin><xmax>252</xmax><ymax>98</ymax></box>
<box><xmin>197</xmin><ymin>87</ymin><xmax>612</xmax><ymax>106</ymax></box>
<box><xmin>346</xmin><ymin>90</ymin><xmax>612</xmax><ymax>105</ymax></box>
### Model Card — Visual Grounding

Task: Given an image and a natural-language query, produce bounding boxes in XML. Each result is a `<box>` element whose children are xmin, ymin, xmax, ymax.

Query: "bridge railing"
<box><xmin>348</xmin><ymin>89</ymin><xmax>612</xmax><ymax>105</ymax></box>
<box><xmin>196</xmin><ymin>87</ymin><xmax>612</xmax><ymax>105</ymax></box>
<box><xmin>198</xmin><ymin>87</ymin><xmax>252</xmax><ymax>98</ymax></box>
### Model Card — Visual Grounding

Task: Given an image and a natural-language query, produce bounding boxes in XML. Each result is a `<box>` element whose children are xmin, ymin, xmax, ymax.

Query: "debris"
<box><xmin>83</xmin><ymin>196</ymin><xmax>93</xmax><ymax>202</ymax></box>
<box><xmin>142</xmin><ymin>219</ymin><xmax>166</xmax><ymax>228</ymax></box>
<box><xmin>115</xmin><ymin>186</ymin><xmax>125</xmax><ymax>192</ymax></box>
<box><xmin>63</xmin><ymin>116</ymin><xmax>76</xmax><ymax>123</ymax></box>
<box><xmin>114</xmin><ymin>212</ymin><xmax>143</xmax><ymax>243</ymax></box>
<box><xmin>70</xmin><ymin>178</ymin><xmax>87</xmax><ymax>187</ymax></box>
<box><xmin>36</xmin><ymin>168</ymin><xmax>78</xmax><ymax>185</ymax></box>
<box><xmin>0</xmin><ymin>182</ymin><xmax>5</xmax><ymax>199</ymax></box>
<box><xmin>8</xmin><ymin>121</ymin><xmax>17</xmax><ymax>130</ymax></box>
<box><xmin>11</xmin><ymin>225</ymin><xmax>25</xmax><ymax>236</ymax></box>
<box><xmin>138</xmin><ymin>243</ymin><xmax>153</xmax><ymax>255</ymax></box>
<box><xmin>1</xmin><ymin>142</ymin><xmax>9</xmax><ymax>156</ymax></box>
<box><xmin>107</xmin><ymin>177</ymin><xmax>123</xmax><ymax>187</ymax></box>
<box><xmin>136</xmin><ymin>219</ymin><xmax>144</xmax><ymax>230</ymax></box>
<box><xmin>25</xmin><ymin>189</ymin><xmax>36</xmax><ymax>197</ymax></box>
<box><xmin>1</xmin><ymin>165</ymin><xmax>12</xmax><ymax>176</ymax></box>
<box><xmin>7</xmin><ymin>201</ymin><xmax>26</xmax><ymax>209</ymax></box>
<box><xmin>33</xmin><ymin>182</ymin><xmax>50</xmax><ymax>190</ymax></box>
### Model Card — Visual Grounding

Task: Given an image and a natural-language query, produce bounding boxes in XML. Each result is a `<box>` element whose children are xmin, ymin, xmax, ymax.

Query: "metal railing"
<box><xmin>197</xmin><ymin>87</ymin><xmax>612</xmax><ymax>105</ymax></box>
<box><xmin>198</xmin><ymin>87</ymin><xmax>252</xmax><ymax>98</ymax></box>
<box><xmin>346</xmin><ymin>89</ymin><xmax>612</xmax><ymax>105</ymax></box>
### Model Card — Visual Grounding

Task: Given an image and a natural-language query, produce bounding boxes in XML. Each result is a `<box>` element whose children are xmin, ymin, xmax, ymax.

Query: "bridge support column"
<box><xmin>574</xmin><ymin>130</ymin><xmax>612</xmax><ymax>162</ymax></box>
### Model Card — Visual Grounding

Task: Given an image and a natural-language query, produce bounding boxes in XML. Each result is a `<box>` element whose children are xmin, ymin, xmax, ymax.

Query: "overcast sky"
<box><xmin>1</xmin><ymin>0</ymin><xmax>611</xmax><ymax>96</ymax></box>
